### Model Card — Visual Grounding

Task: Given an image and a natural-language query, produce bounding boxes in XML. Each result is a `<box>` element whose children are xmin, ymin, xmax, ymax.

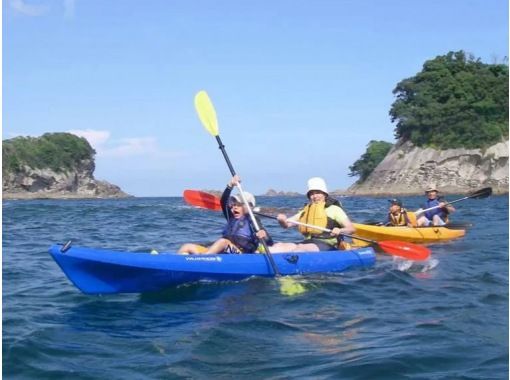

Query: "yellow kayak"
<box><xmin>352</xmin><ymin>223</ymin><xmax>465</xmax><ymax>244</ymax></box>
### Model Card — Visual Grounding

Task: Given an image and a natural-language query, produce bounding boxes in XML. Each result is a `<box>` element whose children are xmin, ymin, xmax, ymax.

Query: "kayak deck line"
<box><xmin>48</xmin><ymin>243</ymin><xmax>376</xmax><ymax>294</ymax></box>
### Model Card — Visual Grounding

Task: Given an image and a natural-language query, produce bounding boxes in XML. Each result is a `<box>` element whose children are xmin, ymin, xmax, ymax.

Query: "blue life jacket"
<box><xmin>222</xmin><ymin>216</ymin><xmax>258</xmax><ymax>253</ymax></box>
<box><xmin>422</xmin><ymin>199</ymin><xmax>448</xmax><ymax>220</ymax></box>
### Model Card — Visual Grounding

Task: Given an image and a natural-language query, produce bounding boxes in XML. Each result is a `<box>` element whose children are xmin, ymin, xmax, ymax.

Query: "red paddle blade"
<box><xmin>377</xmin><ymin>240</ymin><xmax>431</xmax><ymax>261</ymax></box>
<box><xmin>183</xmin><ymin>190</ymin><xmax>221</xmax><ymax>211</ymax></box>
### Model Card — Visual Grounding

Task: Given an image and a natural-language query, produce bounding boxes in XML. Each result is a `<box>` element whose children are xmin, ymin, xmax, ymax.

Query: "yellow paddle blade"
<box><xmin>194</xmin><ymin>90</ymin><xmax>219</xmax><ymax>136</ymax></box>
<box><xmin>279</xmin><ymin>276</ymin><xmax>307</xmax><ymax>296</ymax></box>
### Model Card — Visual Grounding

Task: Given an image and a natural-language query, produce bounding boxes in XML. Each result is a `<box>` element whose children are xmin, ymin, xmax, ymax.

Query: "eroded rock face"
<box><xmin>2</xmin><ymin>159</ymin><xmax>130</xmax><ymax>199</ymax></box>
<box><xmin>347</xmin><ymin>140</ymin><xmax>509</xmax><ymax>195</ymax></box>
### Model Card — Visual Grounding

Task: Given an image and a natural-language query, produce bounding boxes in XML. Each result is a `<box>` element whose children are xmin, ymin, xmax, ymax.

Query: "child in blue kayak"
<box><xmin>416</xmin><ymin>184</ymin><xmax>455</xmax><ymax>226</ymax></box>
<box><xmin>178</xmin><ymin>175</ymin><xmax>272</xmax><ymax>254</ymax></box>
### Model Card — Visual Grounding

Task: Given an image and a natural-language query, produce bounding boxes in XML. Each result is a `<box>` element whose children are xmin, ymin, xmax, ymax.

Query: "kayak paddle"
<box><xmin>183</xmin><ymin>189</ymin><xmax>221</xmax><ymax>211</ymax></box>
<box><xmin>194</xmin><ymin>91</ymin><xmax>305</xmax><ymax>296</ymax></box>
<box><xmin>183</xmin><ymin>189</ymin><xmax>431</xmax><ymax>261</ymax></box>
<box><xmin>184</xmin><ymin>189</ymin><xmax>294</xmax><ymax>215</ymax></box>
<box><xmin>256</xmin><ymin>212</ymin><xmax>431</xmax><ymax>261</ymax></box>
<box><xmin>361</xmin><ymin>219</ymin><xmax>473</xmax><ymax>229</ymax></box>
<box><xmin>415</xmin><ymin>187</ymin><xmax>493</xmax><ymax>215</ymax></box>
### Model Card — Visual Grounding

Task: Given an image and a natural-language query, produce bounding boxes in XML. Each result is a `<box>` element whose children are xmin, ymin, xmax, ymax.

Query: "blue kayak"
<box><xmin>48</xmin><ymin>243</ymin><xmax>376</xmax><ymax>294</ymax></box>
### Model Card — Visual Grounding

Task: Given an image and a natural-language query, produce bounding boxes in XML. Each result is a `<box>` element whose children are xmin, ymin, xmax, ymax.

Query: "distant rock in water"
<box><xmin>2</xmin><ymin>133</ymin><xmax>131</xmax><ymax>199</ymax></box>
<box><xmin>347</xmin><ymin>140</ymin><xmax>509</xmax><ymax>195</ymax></box>
<box><xmin>329</xmin><ymin>189</ymin><xmax>349</xmax><ymax>196</ymax></box>
<box><xmin>264</xmin><ymin>189</ymin><xmax>302</xmax><ymax>196</ymax></box>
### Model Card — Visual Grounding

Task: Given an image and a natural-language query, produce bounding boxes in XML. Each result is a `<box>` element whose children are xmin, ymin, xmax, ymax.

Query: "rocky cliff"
<box><xmin>347</xmin><ymin>140</ymin><xmax>509</xmax><ymax>195</ymax></box>
<box><xmin>3</xmin><ymin>133</ymin><xmax>130</xmax><ymax>199</ymax></box>
<box><xmin>3</xmin><ymin>159</ymin><xmax>130</xmax><ymax>199</ymax></box>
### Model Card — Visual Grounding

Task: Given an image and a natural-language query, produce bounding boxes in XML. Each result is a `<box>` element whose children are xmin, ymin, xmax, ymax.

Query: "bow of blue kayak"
<box><xmin>48</xmin><ymin>243</ymin><xmax>376</xmax><ymax>294</ymax></box>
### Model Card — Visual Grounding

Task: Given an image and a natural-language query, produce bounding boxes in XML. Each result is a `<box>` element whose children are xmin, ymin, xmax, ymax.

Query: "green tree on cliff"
<box><xmin>390</xmin><ymin>51</ymin><xmax>509</xmax><ymax>149</ymax></box>
<box><xmin>348</xmin><ymin>140</ymin><xmax>393</xmax><ymax>181</ymax></box>
<box><xmin>3</xmin><ymin>133</ymin><xmax>95</xmax><ymax>174</ymax></box>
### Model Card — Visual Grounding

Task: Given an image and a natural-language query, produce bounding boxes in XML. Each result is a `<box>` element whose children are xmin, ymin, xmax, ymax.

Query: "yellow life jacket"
<box><xmin>298</xmin><ymin>201</ymin><xmax>339</xmax><ymax>237</ymax></box>
<box><xmin>388</xmin><ymin>209</ymin><xmax>408</xmax><ymax>226</ymax></box>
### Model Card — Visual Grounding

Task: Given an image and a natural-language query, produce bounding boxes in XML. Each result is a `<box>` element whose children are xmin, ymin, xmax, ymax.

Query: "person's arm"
<box><xmin>220</xmin><ymin>185</ymin><xmax>234</xmax><ymax>220</ymax></box>
<box><xmin>277</xmin><ymin>211</ymin><xmax>302</xmax><ymax>229</ymax></box>
<box><xmin>254</xmin><ymin>217</ymin><xmax>273</xmax><ymax>246</ymax></box>
<box><xmin>403</xmin><ymin>210</ymin><xmax>413</xmax><ymax>227</ymax></box>
<box><xmin>328</xmin><ymin>206</ymin><xmax>355</xmax><ymax>236</ymax></box>
<box><xmin>439</xmin><ymin>197</ymin><xmax>455</xmax><ymax>214</ymax></box>
<box><xmin>220</xmin><ymin>175</ymin><xmax>243</xmax><ymax>219</ymax></box>
<box><xmin>443</xmin><ymin>203</ymin><xmax>455</xmax><ymax>214</ymax></box>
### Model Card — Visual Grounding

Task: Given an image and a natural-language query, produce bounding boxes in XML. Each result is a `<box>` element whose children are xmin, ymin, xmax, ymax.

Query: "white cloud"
<box><xmin>8</xmin><ymin>0</ymin><xmax>76</xmax><ymax>18</ymax></box>
<box><xmin>8</xmin><ymin>0</ymin><xmax>49</xmax><ymax>16</ymax></box>
<box><xmin>101</xmin><ymin>137</ymin><xmax>160</xmax><ymax>158</ymax></box>
<box><xmin>67</xmin><ymin>129</ymin><xmax>183</xmax><ymax>159</ymax></box>
<box><xmin>67</xmin><ymin>129</ymin><xmax>111</xmax><ymax>149</ymax></box>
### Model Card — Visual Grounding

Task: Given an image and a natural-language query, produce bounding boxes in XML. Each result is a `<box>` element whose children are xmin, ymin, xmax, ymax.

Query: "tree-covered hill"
<box><xmin>390</xmin><ymin>51</ymin><xmax>508</xmax><ymax>149</ymax></box>
<box><xmin>3</xmin><ymin>133</ymin><xmax>95</xmax><ymax>175</ymax></box>
<box><xmin>349</xmin><ymin>51</ymin><xmax>508</xmax><ymax>182</ymax></box>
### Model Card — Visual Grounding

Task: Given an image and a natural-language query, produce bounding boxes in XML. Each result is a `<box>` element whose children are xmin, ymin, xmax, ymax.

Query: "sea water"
<box><xmin>3</xmin><ymin>194</ymin><xmax>508</xmax><ymax>379</ymax></box>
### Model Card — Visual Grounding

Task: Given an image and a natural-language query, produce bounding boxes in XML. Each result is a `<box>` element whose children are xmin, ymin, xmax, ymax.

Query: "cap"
<box><xmin>307</xmin><ymin>177</ymin><xmax>328</xmax><ymax>196</ymax></box>
<box><xmin>425</xmin><ymin>184</ymin><xmax>438</xmax><ymax>193</ymax></box>
<box><xmin>388</xmin><ymin>198</ymin><xmax>402</xmax><ymax>207</ymax></box>
<box><xmin>230</xmin><ymin>192</ymin><xmax>256</xmax><ymax>207</ymax></box>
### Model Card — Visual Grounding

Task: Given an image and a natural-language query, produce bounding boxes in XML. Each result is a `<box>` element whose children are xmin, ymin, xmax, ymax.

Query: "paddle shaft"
<box><xmin>254</xmin><ymin>211</ymin><xmax>374</xmax><ymax>245</ymax></box>
<box><xmin>214</xmin><ymin>136</ymin><xmax>280</xmax><ymax>275</ymax></box>
<box><xmin>255</xmin><ymin>211</ymin><xmax>430</xmax><ymax>260</ymax></box>
<box><xmin>415</xmin><ymin>187</ymin><xmax>492</xmax><ymax>215</ymax></box>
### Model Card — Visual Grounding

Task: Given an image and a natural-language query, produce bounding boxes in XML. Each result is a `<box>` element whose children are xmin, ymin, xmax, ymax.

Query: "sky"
<box><xmin>4</xmin><ymin>0</ymin><xmax>508</xmax><ymax>196</ymax></box>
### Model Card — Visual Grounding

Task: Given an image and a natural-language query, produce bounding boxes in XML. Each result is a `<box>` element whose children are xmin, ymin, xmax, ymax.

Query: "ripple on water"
<box><xmin>3</xmin><ymin>196</ymin><xmax>509</xmax><ymax>379</ymax></box>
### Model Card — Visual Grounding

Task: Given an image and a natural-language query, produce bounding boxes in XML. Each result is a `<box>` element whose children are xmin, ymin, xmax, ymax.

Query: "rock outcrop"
<box><xmin>264</xmin><ymin>189</ymin><xmax>302</xmax><ymax>197</ymax></box>
<box><xmin>3</xmin><ymin>158</ymin><xmax>130</xmax><ymax>199</ymax></box>
<box><xmin>347</xmin><ymin>140</ymin><xmax>509</xmax><ymax>195</ymax></box>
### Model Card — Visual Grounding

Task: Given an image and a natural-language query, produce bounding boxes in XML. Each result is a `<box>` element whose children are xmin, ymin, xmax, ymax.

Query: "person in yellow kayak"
<box><xmin>386</xmin><ymin>198</ymin><xmax>413</xmax><ymax>227</ymax></box>
<box><xmin>270</xmin><ymin>177</ymin><xmax>355</xmax><ymax>252</ymax></box>
<box><xmin>416</xmin><ymin>184</ymin><xmax>455</xmax><ymax>226</ymax></box>
<box><xmin>178</xmin><ymin>175</ymin><xmax>272</xmax><ymax>254</ymax></box>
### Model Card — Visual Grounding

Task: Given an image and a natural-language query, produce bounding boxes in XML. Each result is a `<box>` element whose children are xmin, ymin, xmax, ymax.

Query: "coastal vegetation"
<box><xmin>2</xmin><ymin>133</ymin><xmax>95</xmax><ymax>175</ymax></box>
<box><xmin>350</xmin><ymin>50</ymin><xmax>508</xmax><ymax>181</ymax></box>
<box><xmin>348</xmin><ymin>140</ymin><xmax>393</xmax><ymax>181</ymax></box>
<box><xmin>390</xmin><ymin>51</ymin><xmax>508</xmax><ymax>149</ymax></box>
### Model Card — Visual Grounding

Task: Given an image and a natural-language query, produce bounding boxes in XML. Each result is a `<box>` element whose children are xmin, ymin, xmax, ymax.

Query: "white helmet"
<box><xmin>307</xmin><ymin>177</ymin><xmax>328</xmax><ymax>196</ymax></box>
<box><xmin>231</xmin><ymin>191</ymin><xmax>256</xmax><ymax>207</ymax></box>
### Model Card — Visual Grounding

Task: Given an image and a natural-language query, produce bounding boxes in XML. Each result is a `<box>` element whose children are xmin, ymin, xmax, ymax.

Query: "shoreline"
<box><xmin>2</xmin><ymin>192</ymin><xmax>133</xmax><ymax>200</ymax></box>
<box><xmin>3</xmin><ymin>188</ymin><xmax>507</xmax><ymax>200</ymax></box>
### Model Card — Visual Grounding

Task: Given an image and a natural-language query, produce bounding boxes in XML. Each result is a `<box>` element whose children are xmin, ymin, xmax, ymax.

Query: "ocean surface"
<box><xmin>3</xmin><ymin>194</ymin><xmax>509</xmax><ymax>379</ymax></box>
